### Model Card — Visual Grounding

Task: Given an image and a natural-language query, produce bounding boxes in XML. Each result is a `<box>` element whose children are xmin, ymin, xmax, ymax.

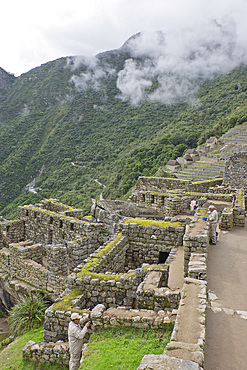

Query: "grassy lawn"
<box><xmin>0</xmin><ymin>328</ymin><xmax>64</xmax><ymax>370</ymax></box>
<box><xmin>80</xmin><ymin>325</ymin><xmax>173</xmax><ymax>370</ymax></box>
<box><xmin>0</xmin><ymin>324</ymin><xmax>173</xmax><ymax>370</ymax></box>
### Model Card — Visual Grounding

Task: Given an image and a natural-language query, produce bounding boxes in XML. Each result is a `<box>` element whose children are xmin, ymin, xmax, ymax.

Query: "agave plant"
<box><xmin>9</xmin><ymin>293</ymin><xmax>48</xmax><ymax>335</ymax></box>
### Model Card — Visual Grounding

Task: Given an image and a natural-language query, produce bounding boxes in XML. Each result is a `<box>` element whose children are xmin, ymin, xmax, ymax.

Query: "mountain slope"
<box><xmin>0</xmin><ymin>37</ymin><xmax>247</xmax><ymax>218</ymax></box>
<box><xmin>0</xmin><ymin>67</ymin><xmax>16</xmax><ymax>98</ymax></box>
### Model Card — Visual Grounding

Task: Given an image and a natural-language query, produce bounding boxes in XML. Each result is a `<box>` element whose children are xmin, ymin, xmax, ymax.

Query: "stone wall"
<box><xmin>219</xmin><ymin>208</ymin><xmax>233</xmax><ymax>231</ymax></box>
<box><xmin>133</xmin><ymin>176</ymin><xmax>222</xmax><ymax>194</ymax></box>
<box><xmin>0</xmin><ymin>220</ymin><xmax>25</xmax><ymax>246</ymax></box>
<box><xmin>120</xmin><ymin>220</ymin><xmax>185</xmax><ymax>269</ymax></box>
<box><xmin>18</xmin><ymin>205</ymin><xmax>105</xmax><ymax>248</ymax></box>
<box><xmin>91</xmin><ymin>304</ymin><xmax>176</xmax><ymax>329</ymax></box>
<box><xmin>131</xmin><ymin>188</ymin><xmax>232</xmax><ymax>217</ymax></box>
<box><xmin>219</xmin><ymin>189</ymin><xmax>245</xmax><ymax>230</ymax></box>
<box><xmin>183</xmin><ymin>215</ymin><xmax>209</xmax><ymax>277</ymax></box>
<box><xmin>0</xmin><ymin>235</ymin><xmax>101</xmax><ymax>296</ymax></box>
<box><xmin>188</xmin><ymin>252</ymin><xmax>207</xmax><ymax>280</ymax></box>
<box><xmin>22</xmin><ymin>340</ymin><xmax>70</xmax><ymax>368</ymax></box>
<box><xmin>223</xmin><ymin>152</ymin><xmax>247</xmax><ymax>189</ymax></box>
<box><xmin>92</xmin><ymin>199</ymin><xmax>164</xmax><ymax>235</ymax></box>
<box><xmin>0</xmin><ymin>202</ymin><xmax>109</xmax><ymax>298</ymax></box>
<box><xmin>92</xmin><ymin>236</ymin><xmax>129</xmax><ymax>274</ymax></box>
<box><xmin>164</xmin><ymin>278</ymin><xmax>207</xmax><ymax>368</ymax></box>
<box><xmin>136</xmin><ymin>269</ymin><xmax>180</xmax><ymax>311</ymax></box>
<box><xmin>0</xmin><ymin>241</ymin><xmax>66</xmax><ymax>296</ymax></box>
<box><xmin>24</xmin><ymin>303</ymin><xmax>176</xmax><ymax>368</ymax></box>
<box><xmin>43</xmin><ymin>220</ymin><xmax>186</xmax><ymax>342</ymax></box>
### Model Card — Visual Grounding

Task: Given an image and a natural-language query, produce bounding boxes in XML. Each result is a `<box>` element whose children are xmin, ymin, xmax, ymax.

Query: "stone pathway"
<box><xmin>204</xmin><ymin>223</ymin><xmax>247</xmax><ymax>370</ymax></box>
<box><xmin>168</xmin><ymin>245</ymin><xmax>184</xmax><ymax>290</ymax></box>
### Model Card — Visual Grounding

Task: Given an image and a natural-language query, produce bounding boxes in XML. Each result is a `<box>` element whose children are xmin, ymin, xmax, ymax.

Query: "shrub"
<box><xmin>9</xmin><ymin>293</ymin><xmax>49</xmax><ymax>335</ymax></box>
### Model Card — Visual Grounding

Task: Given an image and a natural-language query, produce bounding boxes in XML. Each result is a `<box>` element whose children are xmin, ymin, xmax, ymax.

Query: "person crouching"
<box><xmin>68</xmin><ymin>312</ymin><xmax>91</xmax><ymax>370</ymax></box>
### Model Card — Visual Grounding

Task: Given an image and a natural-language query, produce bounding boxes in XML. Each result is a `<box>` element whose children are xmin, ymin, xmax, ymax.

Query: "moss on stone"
<box><xmin>97</xmin><ymin>233</ymin><xmax>123</xmax><ymax>259</ymax></box>
<box><xmin>24</xmin><ymin>205</ymin><xmax>95</xmax><ymax>225</ymax></box>
<box><xmin>53</xmin><ymin>289</ymin><xmax>84</xmax><ymax>312</ymax></box>
<box><xmin>237</xmin><ymin>189</ymin><xmax>243</xmax><ymax>207</ymax></box>
<box><xmin>124</xmin><ymin>219</ymin><xmax>181</xmax><ymax>228</ymax></box>
<box><xmin>191</xmin><ymin>178</ymin><xmax>223</xmax><ymax>184</ymax></box>
<box><xmin>44</xmin><ymin>199</ymin><xmax>76</xmax><ymax>211</ymax></box>
<box><xmin>76</xmin><ymin>233</ymin><xmax>125</xmax><ymax>281</ymax></box>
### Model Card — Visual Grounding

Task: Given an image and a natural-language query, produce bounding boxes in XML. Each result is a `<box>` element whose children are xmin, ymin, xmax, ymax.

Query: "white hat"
<box><xmin>208</xmin><ymin>205</ymin><xmax>215</xmax><ymax>210</ymax></box>
<box><xmin>71</xmin><ymin>312</ymin><xmax>82</xmax><ymax>320</ymax></box>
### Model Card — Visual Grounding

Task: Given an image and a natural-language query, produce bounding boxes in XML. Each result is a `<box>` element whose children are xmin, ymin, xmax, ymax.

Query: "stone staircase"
<box><xmin>173</xmin><ymin>122</ymin><xmax>247</xmax><ymax>182</ymax></box>
<box><xmin>215</xmin><ymin>122</ymin><xmax>247</xmax><ymax>159</ymax></box>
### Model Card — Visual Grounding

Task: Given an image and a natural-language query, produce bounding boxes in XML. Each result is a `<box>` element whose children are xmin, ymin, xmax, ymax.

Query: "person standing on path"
<box><xmin>68</xmin><ymin>312</ymin><xmax>91</xmax><ymax>370</ymax></box>
<box><xmin>207</xmin><ymin>205</ymin><xmax>218</xmax><ymax>245</ymax></box>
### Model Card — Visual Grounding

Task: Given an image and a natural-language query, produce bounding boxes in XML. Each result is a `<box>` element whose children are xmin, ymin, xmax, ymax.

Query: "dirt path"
<box><xmin>204</xmin><ymin>223</ymin><xmax>247</xmax><ymax>370</ymax></box>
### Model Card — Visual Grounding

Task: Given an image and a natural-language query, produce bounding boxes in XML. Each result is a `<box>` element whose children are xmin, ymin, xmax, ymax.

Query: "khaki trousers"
<box><xmin>210</xmin><ymin>222</ymin><xmax>217</xmax><ymax>244</ymax></box>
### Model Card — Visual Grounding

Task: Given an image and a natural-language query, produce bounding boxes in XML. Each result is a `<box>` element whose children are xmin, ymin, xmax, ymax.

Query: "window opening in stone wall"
<box><xmin>159</xmin><ymin>251</ymin><xmax>169</xmax><ymax>264</ymax></box>
<box><xmin>34</xmin><ymin>212</ymin><xmax>37</xmax><ymax>218</ymax></box>
<box><xmin>48</xmin><ymin>230</ymin><xmax>53</xmax><ymax>244</ymax></box>
<box><xmin>59</xmin><ymin>220</ymin><xmax>63</xmax><ymax>228</ymax></box>
<box><xmin>50</xmin><ymin>217</ymin><xmax>53</xmax><ymax>224</ymax></box>
<box><xmin>161</xmin><ymin>196</ymin><xmax>165</xmax><ymax>205</ymax></box>
<box><xmin>151</xmin><ymin>195</ymin><xmax>155</xmax><ymax>204</ymax></box>
<box><xmin>70</xmin><ymin>223</ymin><xmax>74</xmax><ymax>231</ymax></box>
<box><xmin>26</xmin><ymin>210</ymin><xmax>29</xmax><ymax>216</ymax></box>
<box><xmin>142</xmin><ymin>194</ymin><xmax>145</xmax><ymax>202</ymax></box>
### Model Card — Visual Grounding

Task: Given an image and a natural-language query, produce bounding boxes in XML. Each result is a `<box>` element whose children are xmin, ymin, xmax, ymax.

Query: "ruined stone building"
<box><xmin>1</xmin><ymin>151</ymin><xmax>247</xmax><ymax>368</ymax></box>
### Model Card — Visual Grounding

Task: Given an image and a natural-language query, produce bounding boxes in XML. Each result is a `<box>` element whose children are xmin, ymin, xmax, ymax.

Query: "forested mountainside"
<box><xmin>1</xmin><ymin>32</ymin><xmax>247</xmax><ymax>219</ymax></box>
<box><xmin>0</xmin><ymin>67</ymin><xmax>16</xmax><ymax>98</ymax></box>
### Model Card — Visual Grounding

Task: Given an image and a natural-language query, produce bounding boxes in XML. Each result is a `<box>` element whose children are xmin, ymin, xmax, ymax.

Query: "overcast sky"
<box><xmin>1</xmin><ymin>0</ymin><xmax>247</xmax><ymax>76</ymax></box>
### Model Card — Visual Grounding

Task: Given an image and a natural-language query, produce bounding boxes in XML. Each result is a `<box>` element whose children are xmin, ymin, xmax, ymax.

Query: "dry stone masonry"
<box><xmin>1</xmin><ymin>151</ymin><xmax>247</xmax><ymax>369</ymax></box>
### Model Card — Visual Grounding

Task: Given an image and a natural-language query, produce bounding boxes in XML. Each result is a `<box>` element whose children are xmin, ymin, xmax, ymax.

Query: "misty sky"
<box><xmin>1</xmin><ymin>0</ymin><xmax>247</xmax><ymax>77</ymax></box>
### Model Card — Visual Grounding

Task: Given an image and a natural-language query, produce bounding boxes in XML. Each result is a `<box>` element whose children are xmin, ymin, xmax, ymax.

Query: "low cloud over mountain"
<box><xmin>69</xmin><ymin>17</ymin><xmax>247</xmax><ymax>105</ymax></box>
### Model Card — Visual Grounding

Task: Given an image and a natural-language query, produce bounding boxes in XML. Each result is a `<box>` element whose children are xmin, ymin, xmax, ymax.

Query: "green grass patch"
<box><xmin>53</xmin><ymin>289</ymin><xmax>84</xmax><ymax>312</ymax></box>
<box><xmin>80</xmin><ymin>325</ymin><xmax>173</xmax><ymax>370</ymax></box>
<box><xmin>0</xmin><ymin>327</ymin><xmax>63</xmax><ymax>369</ymax></box>
<box><xmin>124</xmin><ymin>218</ymin><xmax>181</xmax><ymax>228</ymax></box>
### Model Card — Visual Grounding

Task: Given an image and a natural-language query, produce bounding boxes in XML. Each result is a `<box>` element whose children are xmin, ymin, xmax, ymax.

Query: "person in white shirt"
<box><xmin>68</xmin><ymin>312</ymin><xmax>91</xmax><ymax>370</ymax></box>
<box><xmin>207</xmin><ymin>205</ymin><xmax>218</xmax><ymax>245</ymax></box>
<box><xmin>190</xmin><ymin>199</ymin><xmax>198</xmax><ymax>214</ymax></box>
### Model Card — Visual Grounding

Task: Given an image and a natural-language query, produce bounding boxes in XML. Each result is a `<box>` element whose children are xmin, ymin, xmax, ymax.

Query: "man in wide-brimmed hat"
<box><xmin>207</xmin><ymin>205</ymin><xmax>218</xmax><ymax>245</ymax></box>
<box><xmin>68</xmin><ymin>312</ymin><xmax>91</xmax><ymax>370</ymax></box>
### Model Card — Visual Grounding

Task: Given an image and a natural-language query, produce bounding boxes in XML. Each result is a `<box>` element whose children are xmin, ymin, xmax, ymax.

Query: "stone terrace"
<box><xmin>1</xmin><ymin>150</ymin><xmax>247</xmax><ymax>369</ymax></box>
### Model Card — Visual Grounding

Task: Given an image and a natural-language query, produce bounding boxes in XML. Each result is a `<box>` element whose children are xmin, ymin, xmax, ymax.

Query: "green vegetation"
<box><xmin>124</xmin><ymin>218</ymin><xmax>181</xmax><ymax>228</ymax></box>
<box><xmin>0</xmin><ymin>327</ymin><xmax>64</xmax><ymax>369</ymax></box>
<box><xmin>0</xmin><ymin>50</ymin><xmax>247</xmax><ymax>219</ymax></box>
<box><xmin>53</xmin><ymin>289</ymin><xmax>85</xmax><ymax>312</ymax></box>
<box><xmin>80</xmin><ymin>325</ymin><xmax>173</xmax><ymax>370</ymax></box>
<box><xmin>0</xmin><ymin>324</ymin><xmax>173</xmax><ymax>370</ymax></box>
<box><xmin>9</xmin><ymin>293</ymin><xmax>49</xmax><ymax>335</ymax></box>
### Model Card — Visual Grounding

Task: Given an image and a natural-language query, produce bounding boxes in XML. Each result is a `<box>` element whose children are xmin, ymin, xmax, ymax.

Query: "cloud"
<box><xmin>2</xmin><ymin>0</ymin><xmax>247</xmax><ymax>78</ymax></box>
<box><xmin>69</xmin><ymin>56</ymin><xmax>116</xmax><ymax>91</ymax></box>
<box><xmin>21</xmin><ymin>104</ymin><xmax>30</xmax><ymax>117</ymax></box>
<box><xmin>116</xmin><ymin>18</ymin><xmax>247</xmax><ymax>104</ymax></box>
<box><xmin>67</xmin><ymin>0</ymin><xmax>247</xmax><ymax>106</ymax></box>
